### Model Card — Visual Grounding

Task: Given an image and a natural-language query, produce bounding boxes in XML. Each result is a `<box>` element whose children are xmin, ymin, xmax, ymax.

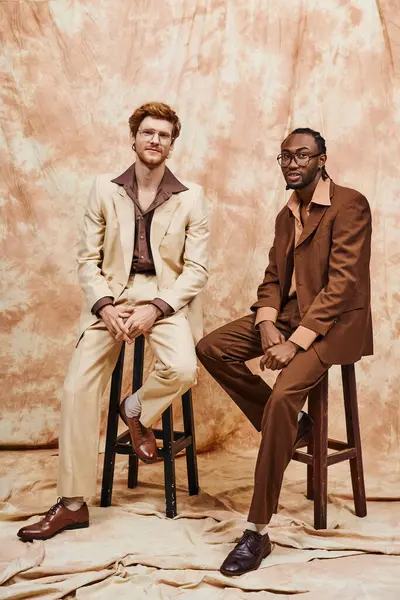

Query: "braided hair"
<box><xmin>288</xmin><ymin>127</ymin><xmax>330</xmax><ymax>181</ymax></box>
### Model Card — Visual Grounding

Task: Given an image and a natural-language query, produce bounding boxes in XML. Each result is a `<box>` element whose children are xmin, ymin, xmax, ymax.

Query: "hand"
<box><xmin>259</xmin><ymin>320</ymin><xmax>286</xmax><ymax>352</ymax></box>
<box><xmin>116</xmin><ymin>304</ymin><xmax>162</xmax><ymax>341</ymax></box>
<box><xmin>98</xmin><ymin>304</ymin><xmax>132</xmax><ymax>344</ymax></box>
<box><xmin>260</xmin><ymin>340</ymin><xmax>299</xmax><ymax>371</ymax></box>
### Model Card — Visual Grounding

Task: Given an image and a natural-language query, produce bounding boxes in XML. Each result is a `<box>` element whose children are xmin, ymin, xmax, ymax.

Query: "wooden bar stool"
<box><xmin>292</xmin><ymin>363</ymin><xmax>367</xmax><ymax>529</ymax></box>
<box><xmin>100</xmin><ymin>335</ymin><xmax>199</xmax><ymax>518</ymax></box>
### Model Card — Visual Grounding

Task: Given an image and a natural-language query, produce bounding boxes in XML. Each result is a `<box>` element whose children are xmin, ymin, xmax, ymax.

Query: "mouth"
<box><xmin>146</xmin><ymin>147</ymin><xmax>162</xmax><ymax>154</ymax></box>
<box><xmin>286</xmin><ymin>172</ymin><xmax>302</xmax><ymax>182</ymax></box>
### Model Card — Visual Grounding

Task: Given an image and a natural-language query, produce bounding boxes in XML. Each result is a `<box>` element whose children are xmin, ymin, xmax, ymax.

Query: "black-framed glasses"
<box><xmin>138</xmin><ymin>128</ymin><xmax>173</xmax><ymax>145</ymax></box>
<box><xmin>277</xmin><ymin>152</ymin><xmax>322</xmax><ymax>167</ymax></box>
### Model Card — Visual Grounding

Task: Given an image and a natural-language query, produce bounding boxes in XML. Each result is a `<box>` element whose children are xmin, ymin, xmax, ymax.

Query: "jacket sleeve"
<box><xmin>154</xmin><ymin>186</ymin><xmax>209</xmax><ymax>311</ymax></box>
<box><xmin>77</xmin><ymin>177</ymin><xmax>114</xmax><ymax>310</ymax></box>
<box><xmin>251</xmin><ymin>215</ymin><xmax>282</xmax><ymax>317</ymax></box>
<box><xmin>300</xmin><ymin>194</ymin><xmax>372</xmax><ymax>336</ymax></box>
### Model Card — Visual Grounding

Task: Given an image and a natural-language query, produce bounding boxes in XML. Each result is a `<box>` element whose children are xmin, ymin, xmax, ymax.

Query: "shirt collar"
<box><xmin>111</xmin><ymin>163</ymin><xmax>188</xmax><ymax>195</ymax></box>
<box><xmin>287</xmin><ymin>176</ymin><xmax>332</xmax><ymax>217</ymax></box>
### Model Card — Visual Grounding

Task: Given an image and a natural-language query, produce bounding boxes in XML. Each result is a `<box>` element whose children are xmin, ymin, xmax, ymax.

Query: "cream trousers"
<box><xmin>57</xmin><ymin>274</ymin><xmax>198</xmax><ymax>497</ymax></box>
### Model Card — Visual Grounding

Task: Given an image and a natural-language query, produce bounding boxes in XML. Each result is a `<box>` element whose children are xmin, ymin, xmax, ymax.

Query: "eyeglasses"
<box><xmin>138</xmin><ymin>129</ymin><xmax>173</xmax><ymax>145</ymax></box>
<box><xmin>277</xmin><ymin>152</ymin><xmax>322</xmax><ymax>167</ymax></box>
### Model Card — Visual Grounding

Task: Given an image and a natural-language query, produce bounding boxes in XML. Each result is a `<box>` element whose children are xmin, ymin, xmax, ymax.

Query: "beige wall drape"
<box><xmin>1</xmin><ymin>1</ymin><xmax>399</xmax><ymax>468</ymax></box>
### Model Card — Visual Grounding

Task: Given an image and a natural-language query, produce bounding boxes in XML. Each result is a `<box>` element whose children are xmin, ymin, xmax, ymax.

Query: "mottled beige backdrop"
<box><xmin>1</xmin><ymin>0</ymin><xmax>399</xmax><ymax>468</ymax></box>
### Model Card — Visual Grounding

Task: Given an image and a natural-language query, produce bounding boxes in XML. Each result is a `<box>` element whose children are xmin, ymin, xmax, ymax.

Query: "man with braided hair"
<box><xmin>197</xmin><ymin>128</ymin><xmax>373</xmax><ymax>576</ymax></box>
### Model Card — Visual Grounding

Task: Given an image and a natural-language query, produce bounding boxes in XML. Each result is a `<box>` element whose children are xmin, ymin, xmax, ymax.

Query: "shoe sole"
<box><xmin>18</xmin><ymin>521</ymin><xmax>89</xmax><ymax>543</ymax></box>
<box><xmin>119</xmin><ymin>402</ymin><xmax>158</xmax><ymax>464</ymax></box>
<box><xmin>219</xmin><ymin>546</ymin><xmax>272</xmax><ymax>577</ymax></box>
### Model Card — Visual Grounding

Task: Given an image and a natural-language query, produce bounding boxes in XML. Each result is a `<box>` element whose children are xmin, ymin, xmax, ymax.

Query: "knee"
<box><xmin>196</xmin><ymin>332</ymin><xmax>221</xmax><ymax>363</ymax></box>
<box><xmin>170</xmin><ymin>361</ymin><xmax>198</xmax><ymax>388</ymax></box>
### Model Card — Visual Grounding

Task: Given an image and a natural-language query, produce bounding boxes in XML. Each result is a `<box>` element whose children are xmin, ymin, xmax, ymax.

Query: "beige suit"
<box><xmin>58</xmin><ymin>172</ymin><xmax>209</xmax><ymax>497</ymax></box>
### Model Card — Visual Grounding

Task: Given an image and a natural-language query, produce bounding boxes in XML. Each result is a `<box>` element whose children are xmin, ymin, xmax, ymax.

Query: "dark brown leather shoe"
<box><xmin>294</xmin><ymin>411</ymin><xmax>314</xmax><ymax>451</ymax></box>
<box><xmin>220</xmin><ymin>529</ymin><xmax>272</xmax><ymax>577</ymax></box>
<box><xmin>119</xmin><ymin>398</ymin><xmax>158</xmax><ymax>464</ymax></box>
<box><xmin>17</xmin><ymin>499</ymin><xmax>89</xmax><ymax>542</ymax></box>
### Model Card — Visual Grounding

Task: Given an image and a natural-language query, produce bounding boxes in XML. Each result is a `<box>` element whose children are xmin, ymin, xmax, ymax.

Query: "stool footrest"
<box><xmin>113</xmin><ymin>428</ymin><xmax>192</xmax><ymax>458</ymax></box>
<box><xmin>293</xmin><ymin>438</ymin><xmax>357</xmax><ymax>466</ymax></box>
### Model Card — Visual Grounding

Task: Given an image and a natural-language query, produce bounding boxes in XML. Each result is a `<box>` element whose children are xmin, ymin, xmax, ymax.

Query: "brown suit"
<box><xmin>196</xmin><ymin>179</ymin><xmax>373</xmax><ymax>524</ymax></box>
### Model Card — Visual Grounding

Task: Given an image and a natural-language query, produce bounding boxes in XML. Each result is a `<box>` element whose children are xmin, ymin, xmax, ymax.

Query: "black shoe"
<box><xmin>294</xmin><ymin>411</ymin><xmax>314</xmax><ymax>450</ymax></box>
<box><xmin>220</xmin><ymin>529</ymin><xmax>272</xmax><ymax>577</ymax></box>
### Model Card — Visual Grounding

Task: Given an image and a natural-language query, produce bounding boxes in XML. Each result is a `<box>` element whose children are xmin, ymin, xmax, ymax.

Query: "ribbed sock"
<box><xmin>125</xmin><ymin>391</ymin><xmax>142</xmax><ymax>418</ymax></box>
<box><xmin>246</xmin><ymin>522</ymin><xmax>269</xmax><ymax>536</ymax></box>
<box><xmin>62</xmin><ymin>496</ymin><xmax>85</xmax><ymax>511</ymax></box>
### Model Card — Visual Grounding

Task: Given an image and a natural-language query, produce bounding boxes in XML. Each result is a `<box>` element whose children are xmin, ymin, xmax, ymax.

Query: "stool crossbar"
<box><xmin>101</xmin><ymin>335</ymin><xmax>199</xmax><ymax>518</ymax></box>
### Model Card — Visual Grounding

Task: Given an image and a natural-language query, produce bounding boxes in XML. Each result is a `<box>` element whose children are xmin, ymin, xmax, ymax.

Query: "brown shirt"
<box><xmin>92</xmin><ymin>164</ymin><xmax>188</xmax><ymax>316</ymax></box>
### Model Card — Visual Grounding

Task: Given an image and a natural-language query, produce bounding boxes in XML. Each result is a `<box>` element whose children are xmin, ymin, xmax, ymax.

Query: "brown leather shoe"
<box><xmin>17</xmin><ymin>499</ymin><xmax>89</xmax><ymax>542</ymax></box>
<box><xmin>119</xmin><ymin>398</ymin><xmax>158</xmax><ymax>463</ymax></box>
<box><xmin>294</xmin><ymin>411</ymin><xmax>314</xmax><ymax>451</ymax></box>
<box><xmin>220</xmin><ymin>529</ymin><xmax>272</xmax><ymax>577</ymax></box>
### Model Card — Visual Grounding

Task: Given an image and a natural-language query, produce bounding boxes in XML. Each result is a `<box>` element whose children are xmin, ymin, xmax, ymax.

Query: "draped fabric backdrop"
<box><xmin>1</xmin><ymin>1</ymin><xmax>399</xmax><ymax>462</ymax></box>
<box><xmin>1</xmin><ymin>2</ymin><xmax>400</xmax><ymax>599</ymax></box>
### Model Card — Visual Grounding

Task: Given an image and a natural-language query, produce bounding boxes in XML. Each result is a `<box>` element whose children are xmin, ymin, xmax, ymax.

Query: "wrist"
<box><xmin>287</xmin><ymin>340</ymin><xmax>300</xmax><ymax>353</ymax></box>
<box><xmin>149</xmin><ymin>304</ymin><xmax>163</xmax><ymax>318</ymax></box>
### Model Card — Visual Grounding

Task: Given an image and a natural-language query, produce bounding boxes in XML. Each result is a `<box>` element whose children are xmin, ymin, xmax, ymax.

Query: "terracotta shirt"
<box><xmin>255</xmin><ymin>177</ymin><xmax>332</xmax><ymax>350</ymax></box>
<box><xmin>92</xmin><ymin>164</ymin><xmax>188</xmax><ymax>316</ymax></box>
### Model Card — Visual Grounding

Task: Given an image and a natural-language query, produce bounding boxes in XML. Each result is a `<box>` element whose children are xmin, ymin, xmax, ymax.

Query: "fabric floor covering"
<box><xmin>0</xmin><ymin>443</ymin><xmax>399</xmax><ymax>599</ymax></box>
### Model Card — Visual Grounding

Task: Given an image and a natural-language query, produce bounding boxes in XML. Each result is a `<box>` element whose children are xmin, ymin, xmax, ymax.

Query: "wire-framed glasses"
<box><xmin>138</xmin><ymin>129</ymin><xmax>173</xmax><ymax>145</ymax></box>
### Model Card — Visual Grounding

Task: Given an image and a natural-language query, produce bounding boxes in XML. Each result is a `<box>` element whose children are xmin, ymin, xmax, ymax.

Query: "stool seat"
<box><xmin>100</xmin><ymin>335</ymin><xmax>199</xmax><ymax>518</ymax></box>
<box><xmin>292</xmin><ymin>363</ymin><xmax>367</xmax><ymax>529</ymax></box>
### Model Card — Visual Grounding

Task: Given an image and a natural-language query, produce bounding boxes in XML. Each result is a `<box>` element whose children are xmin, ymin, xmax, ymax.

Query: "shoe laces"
<box><xmin>237</xmin><ymin>530</ymin><xmax>262</xmax><ymax>556</ymax></box>
<box><xmin>46</xmin><ymin>498</ymin><xmax>63</xmax><ymax>517</ymax></box>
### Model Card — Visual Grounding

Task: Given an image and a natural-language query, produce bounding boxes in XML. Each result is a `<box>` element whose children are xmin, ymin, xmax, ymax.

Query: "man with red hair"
<box><xmin>18</xmin><ymin>102</ymin><xmax>209</xmax><ymax>542</ymax></box>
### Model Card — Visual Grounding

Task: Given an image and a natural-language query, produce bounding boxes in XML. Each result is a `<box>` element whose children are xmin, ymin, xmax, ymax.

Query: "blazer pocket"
<box><xmin>342</xmin><ymin>293</ymin><xmax>367</xmax><ymax>313</ymax></box>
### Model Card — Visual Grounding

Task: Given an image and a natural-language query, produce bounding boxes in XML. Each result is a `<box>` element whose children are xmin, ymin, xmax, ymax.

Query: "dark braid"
<box><xmin>287</xmin><ymin>127</ymin><xmax>330</xmax><ymax>180</ymax></box>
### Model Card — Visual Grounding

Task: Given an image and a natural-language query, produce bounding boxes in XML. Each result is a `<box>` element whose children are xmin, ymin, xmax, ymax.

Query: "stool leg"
<box><xmin>182</xmin><ymin>390</ymin><xmax>199</xmax><ymax>496</ymax></box>
<box><xmin>127</xmin><ymin>335</ymin><xmax>145</xmax><ymax>488</ymax></box>
<box><xmin>162</xmin><ymin>405</ymin><xmax>177</xmax><ymax>518</ymax></box>
<box><xmin>310</xmin><ymin>372</ymin><xmax>329</xmax><ymax>529</ymax></box>
<box><xmin>342</xmin><ymin>365</ymin><xmax>367</xmax><ymax>518</ymax></box>
<box><xmin>128</xmin><ymin>455</ymin><xmax>139</xmax><ymax>488</ymax></box>
<box><xmin>101</xmin><ymin>344</ymin><xmax>125</xmax><ymax>507</ymax></box>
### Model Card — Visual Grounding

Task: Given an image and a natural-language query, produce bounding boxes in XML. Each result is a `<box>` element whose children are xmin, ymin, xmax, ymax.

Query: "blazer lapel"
<box><xmin>276</xmin><ymin>208</ymin><xmax>295</xmax><ymax>293</ymax></box>
<box><xmin>113</xmin><ymin>186</ymin><xmax>135</xmax><ymax>278</ymax></box>
<box><xmin>150</xmin><ymin>195</ymin><xmax>181</xmax><ymax>275</ymax></box>
<box><xmin>296</xmin><ymin>204</ymin><xmax>329</xmax><ymax>247</ymax></box>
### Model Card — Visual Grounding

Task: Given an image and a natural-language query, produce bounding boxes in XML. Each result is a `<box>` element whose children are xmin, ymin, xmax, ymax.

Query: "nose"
<box><xmin>150</xmin><ymin>132</ymin><xmax>161</xmax><ymax>144</ymax></box>
<box><xmin>287</xmin><ymin>156</ymin><xmax>299</xmax><ymax>169</ymax></box>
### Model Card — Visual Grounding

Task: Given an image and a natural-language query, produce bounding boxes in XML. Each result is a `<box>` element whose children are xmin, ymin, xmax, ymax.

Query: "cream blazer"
<box><xmin>76</xmin><ymin>174</ymin><xmax>209</xmax><ymax>343</ymax></box>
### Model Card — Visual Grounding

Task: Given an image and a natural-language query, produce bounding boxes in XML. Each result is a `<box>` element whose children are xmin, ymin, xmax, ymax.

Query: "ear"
<box><xmin>318</xmin><ymin>153</ymin><xmax>327</xmax><ymax>168</ymax></box>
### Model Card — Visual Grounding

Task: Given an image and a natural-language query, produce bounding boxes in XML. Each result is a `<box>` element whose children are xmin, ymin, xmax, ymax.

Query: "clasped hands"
<box><xmin>98</xmin><ymin>303</ymin><xmax>162</xmax><ymax>344</ymax></box>
<box><xmin>259</xmin><ymin>320</ymin><xmax>299</xmax><ymax>371</ymax></box>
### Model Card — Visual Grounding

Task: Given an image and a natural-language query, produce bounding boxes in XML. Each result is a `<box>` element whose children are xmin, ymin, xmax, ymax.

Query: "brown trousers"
<box><xmin>196</xmin><ymin>298</ymin><xmax>330</xmax><ymax>524</ymax></box>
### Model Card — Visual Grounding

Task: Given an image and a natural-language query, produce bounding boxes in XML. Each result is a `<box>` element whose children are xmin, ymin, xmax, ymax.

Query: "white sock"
<box><xmin>298</xmin><ymin>411</ymin><xmax>304</xmax><ymax>422</ymax></box>
<box><xmin>246</xmin><ymin>522</ymin><xmax>269</xmax><ymax>535</ymax></box>
<box><xmin>125</xmin><ymin>391</ymin><xmax>142</xmax><ymax>418</ymax></box>
<box><xmin>62</xmin><ymin>496</ymin><xmax>84</xmax><ymax>511</ymax></box>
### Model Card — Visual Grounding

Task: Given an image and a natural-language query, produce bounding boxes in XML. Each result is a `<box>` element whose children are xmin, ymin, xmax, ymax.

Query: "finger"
<box><xmin>116</xmin><ymin>317</ymin><xmax>130</xmax><ymax>335</ymax></box>
<box><xmin>118</xmin><ymin>311</ymin><xmax>134</xmax><ymax>319</ymax></box>
<box><xmin>260</xmin><ymin>355</ymin><xmax>267</xmax><ymax>371</ymax></box>
<box><xmin>119</xmin><ymin>307</ymin><xmax>135</xmax><ymax>315</ymax></box>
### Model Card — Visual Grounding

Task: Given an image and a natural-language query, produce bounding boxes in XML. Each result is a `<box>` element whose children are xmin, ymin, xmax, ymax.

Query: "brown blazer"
<box><xmin>252</xmin><ymin>181</ymin><xmax>373</xmax><ymax>365</ymax></box>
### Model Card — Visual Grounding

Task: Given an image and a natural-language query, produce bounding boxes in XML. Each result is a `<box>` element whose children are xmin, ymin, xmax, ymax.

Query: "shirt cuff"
<box><xmin>288</xmin><ymin>326</ymin><xmax>318</xmax><ymax>351</ymax></box>
<box><xmin>92</xmin><ymin>296</ymin><xmax>114</xmax><ymax>316</ymax></box>
<box><xmin>150</xmin><ymin>298</ymin><xmax>174</xmax><ymax>318</ymax></box>
<box><xmin>255</xmin><ymin>307</ymin><xmax>278</xmax><ymax>328</ymax></box>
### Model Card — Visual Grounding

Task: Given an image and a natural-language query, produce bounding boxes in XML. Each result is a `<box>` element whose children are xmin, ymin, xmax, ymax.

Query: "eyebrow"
<box><xmin>282</xmin><ymin>146</ymin><xmax>311</xmax><ymax>152</ymax></box>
